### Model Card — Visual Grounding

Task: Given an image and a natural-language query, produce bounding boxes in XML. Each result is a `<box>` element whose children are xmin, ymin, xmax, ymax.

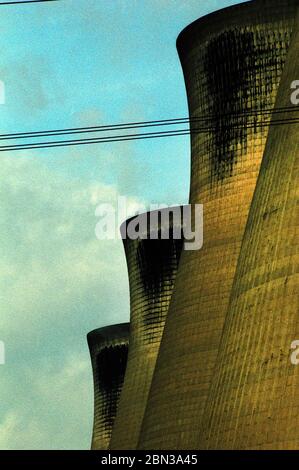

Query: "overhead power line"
<box><xmin>1</xmin><ymin>115</ymin><xmax>298</xmax><ymax>152</ymax></box>
<box><xmin>0</xmin><ymin>105</ymin><xmax>298</xmax><ymax>142</ymax></box>
<box><xmin>0</xmin><ymin>0</ymin><xmax>59</xmax><ymax>5</ymax></box>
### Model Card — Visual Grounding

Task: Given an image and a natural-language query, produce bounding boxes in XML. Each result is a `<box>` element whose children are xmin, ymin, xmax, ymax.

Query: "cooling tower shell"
<box><xmin>109</xmin><ymin>208</ymin><xmax>184</xmax><ymax>449</ymax></box>
<box><xmin>87</xmin><ymin>323</ymin><xmax>129</xmax><ymax>450</ymax></box>
<box><xmin>138</xmin><ymin>0</ymin><xmax>298</xmax><ymax>449</ymax></box>
<box><xmin>199</xmin><ymin>11</ymin><xmax>299</xmax><ymax>449</ymax></box>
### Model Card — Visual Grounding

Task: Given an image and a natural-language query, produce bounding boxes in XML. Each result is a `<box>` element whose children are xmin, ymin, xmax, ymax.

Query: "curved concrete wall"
<box><xmin>109</xmin><ymin>208</ymin><xmax>184</xmax><ymax>449</ymax></box>
<box><xmin>199</xmin><ymin>11</ymin><xmax>299</xmax><ymax>449</ymax></box>
<box><xmin>138</xmin><ymin>0</ymin><xmax>297</xmax><ymax>449</ymax></box>
<box><xmin>87</xmin><ymin>323</ymin><xmax>129</xmax><ymax>450</ymax></box>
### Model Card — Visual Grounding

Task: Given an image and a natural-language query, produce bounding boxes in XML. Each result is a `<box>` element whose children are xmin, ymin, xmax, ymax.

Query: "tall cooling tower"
<box><xmin>87</xmin><ymin>323</ymin><xmax>129</xmax><ymax>450</ymax></box>
<box><xmin>138</xmin><ymin>0</ymin><xmax>298</xmax><ymax>449</ymax></box>
<box><xmin>109</xmin><ymin>208</ymin><xmax>184</xmax><ymax>449</ymax></box>
<box><xmin>199</xmin><ymin>9</ymin><xmax>299</xmax><ymax>450</ymax></box>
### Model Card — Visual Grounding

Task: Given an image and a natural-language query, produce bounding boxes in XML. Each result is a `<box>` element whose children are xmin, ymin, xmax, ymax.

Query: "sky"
<box><xmin>0</xmin><ymin>0</ymin><xmax>248</xmax><ymax>450</ymax></box>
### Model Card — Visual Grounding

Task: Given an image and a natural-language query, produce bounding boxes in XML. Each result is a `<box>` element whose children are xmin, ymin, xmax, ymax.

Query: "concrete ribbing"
<box><xmin>199</xmin><ymin>8</ymin><xmax>299</xmax><ymax>449</ymax></box>
<box><xmin>139</xmin><ymin>0</ymin><xmax>297</xmax><ymax>449</ymax></box>
<box><xmin>87</xmin><ymin>323</ymin><xmax>129</xmax><ymax>450</ymax></box>
<box><xmin>109</xmin><ymin>208</ymin><xmax>184</xmax><ymax>449</ymax></box>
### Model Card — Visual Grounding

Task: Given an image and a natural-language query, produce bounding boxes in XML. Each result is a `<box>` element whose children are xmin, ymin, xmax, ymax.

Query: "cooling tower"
<box><xmin>138</xmin><ymin>0</ymin><xmax>298</xmax><ymax>449</ymax></box>
<box><xmin>198</xmin><ymin>9</ymin><xmax>299</xmax><ymax>450</ymax></box>
<box><xmin>109</xmin><ymin>208</ymin><xmax>184</xmax><ymax>449</ymax></box>
<box><xmin>87</xmin><ymin>323</ymin><xmax>129</xmax><ymax>450</ymax></box>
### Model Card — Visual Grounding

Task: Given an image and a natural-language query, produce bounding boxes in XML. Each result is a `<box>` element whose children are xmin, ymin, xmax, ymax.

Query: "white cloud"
<box><xmin>0</xmin><ymin>354</ymin><xmax>92</xmax><ymax>450</ymax></box>
<box><xmin>0</xmin><ymin>154</ymin><xmax>141</xmax><ymax>449</ymax></box>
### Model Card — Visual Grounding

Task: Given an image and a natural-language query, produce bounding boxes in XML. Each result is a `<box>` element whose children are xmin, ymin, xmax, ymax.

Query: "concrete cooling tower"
<box><xmin>198</xmin><ymin>9</ymin><xmax>299</xmax><ymax>450</ymax></box>
<box><xmin>109</xmin><ymin>208</ymin><xmax>184</xmax><ymax>449</ymax></box>
<box><xmin>138</xmin><ymin>0</ymin><xmax>298</xmax><ymax>450</ymax></box>
<box><xmin>87</xmin><ymin>323</ymin><xmax>129</xmax><ymax>450</ymax></box>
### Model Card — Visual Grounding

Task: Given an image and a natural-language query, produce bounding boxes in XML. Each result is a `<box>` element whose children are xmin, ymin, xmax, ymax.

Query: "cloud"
<box><xmin>0</xmin><ymin>354</ymin><xmax>92</xmax><ymax>450</ymax></box>
<box><xmin>0</xmin><ymin>154</ymin><xmax>141</xmax><ymax>449</ymax></box>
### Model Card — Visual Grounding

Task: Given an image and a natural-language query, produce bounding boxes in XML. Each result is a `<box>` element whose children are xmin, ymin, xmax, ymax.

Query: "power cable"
<box><xmin>1</xmin><ymin>116</ymin><xmax>298</xmax><ymax>152</ymax></box>
<box><xmin>0</xmin><ymin>105</ymin><xmax>298</xmax><ymax>142</ymax></box>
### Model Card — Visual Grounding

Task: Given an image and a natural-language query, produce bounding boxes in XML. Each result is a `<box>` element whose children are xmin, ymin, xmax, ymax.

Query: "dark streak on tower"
<box><xmin>204</xmin><ymin>29</ymin><xmax>285</xmax><ymax>181</ymax></box>
<box><xmin>87</xmin><ymin>324</ymin><xmax>129</xmax><ymax>450</ymax></box>
<box><xmin>138</xmin><ymin>0</ymin><xmax>297</xmax><ymax>450</ymax></box>
<box><xmin>199</xmin><ymin>8</ymin><xmax>299</xmax><ymax>449</ymax></box>
<box><xmin>137</xmin><ymin>232</ymin><xmax>183</xmax><ymax>336</ymax></box>
<box><xmin>109</xmin><ymin>208</ymin><xmax>184</xmax><ymax>449</ymax></box>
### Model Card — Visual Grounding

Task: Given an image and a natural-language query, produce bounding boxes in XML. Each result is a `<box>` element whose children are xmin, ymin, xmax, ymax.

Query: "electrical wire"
<box><xmin>1</xmin><ymin>115</ymin><xmax>298</xmax><ymax>152</ymax></box>
<box><xmin>0</xmin><ymin>0</ymin><xmax>59</xmax><ymax>6</ymax></box>
<box><xmin>0</xmin><ymin>105</ymin><xmax>298</xmax><ymax>142</ymax></box>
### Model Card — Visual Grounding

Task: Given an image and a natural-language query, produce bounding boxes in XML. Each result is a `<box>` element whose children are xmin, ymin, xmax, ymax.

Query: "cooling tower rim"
<box><xmin>176</xmin><ymin>0</ymin><xmax>297</xmax><ymax>61</ymax></box>
<box><xmin>119</xmin><ymin>204</ymin><xmax>186</xmax><ymax>240</ymax></box>
<box><xmin>87</xmin><ymin>323</ymin><xmax>130</xmax><ymax>348</ymax></box>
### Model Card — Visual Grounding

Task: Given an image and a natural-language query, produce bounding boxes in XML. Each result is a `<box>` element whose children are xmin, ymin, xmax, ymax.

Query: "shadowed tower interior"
<box><xmin>87</xmin><ymin>323</ymin><xmax>129</xmax><ymax>450</ymax></box>
<box><xmin>109</xmin><ymin>208</ymin><xmax>184</xmax><ymax>449</ymax></box>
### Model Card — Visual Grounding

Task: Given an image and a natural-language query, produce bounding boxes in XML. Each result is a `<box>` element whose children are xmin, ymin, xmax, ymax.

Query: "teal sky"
<box><xmin>0</xmin><ymin>0</ymin><xmax>248</xmax><ymax>450</ymax></box>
